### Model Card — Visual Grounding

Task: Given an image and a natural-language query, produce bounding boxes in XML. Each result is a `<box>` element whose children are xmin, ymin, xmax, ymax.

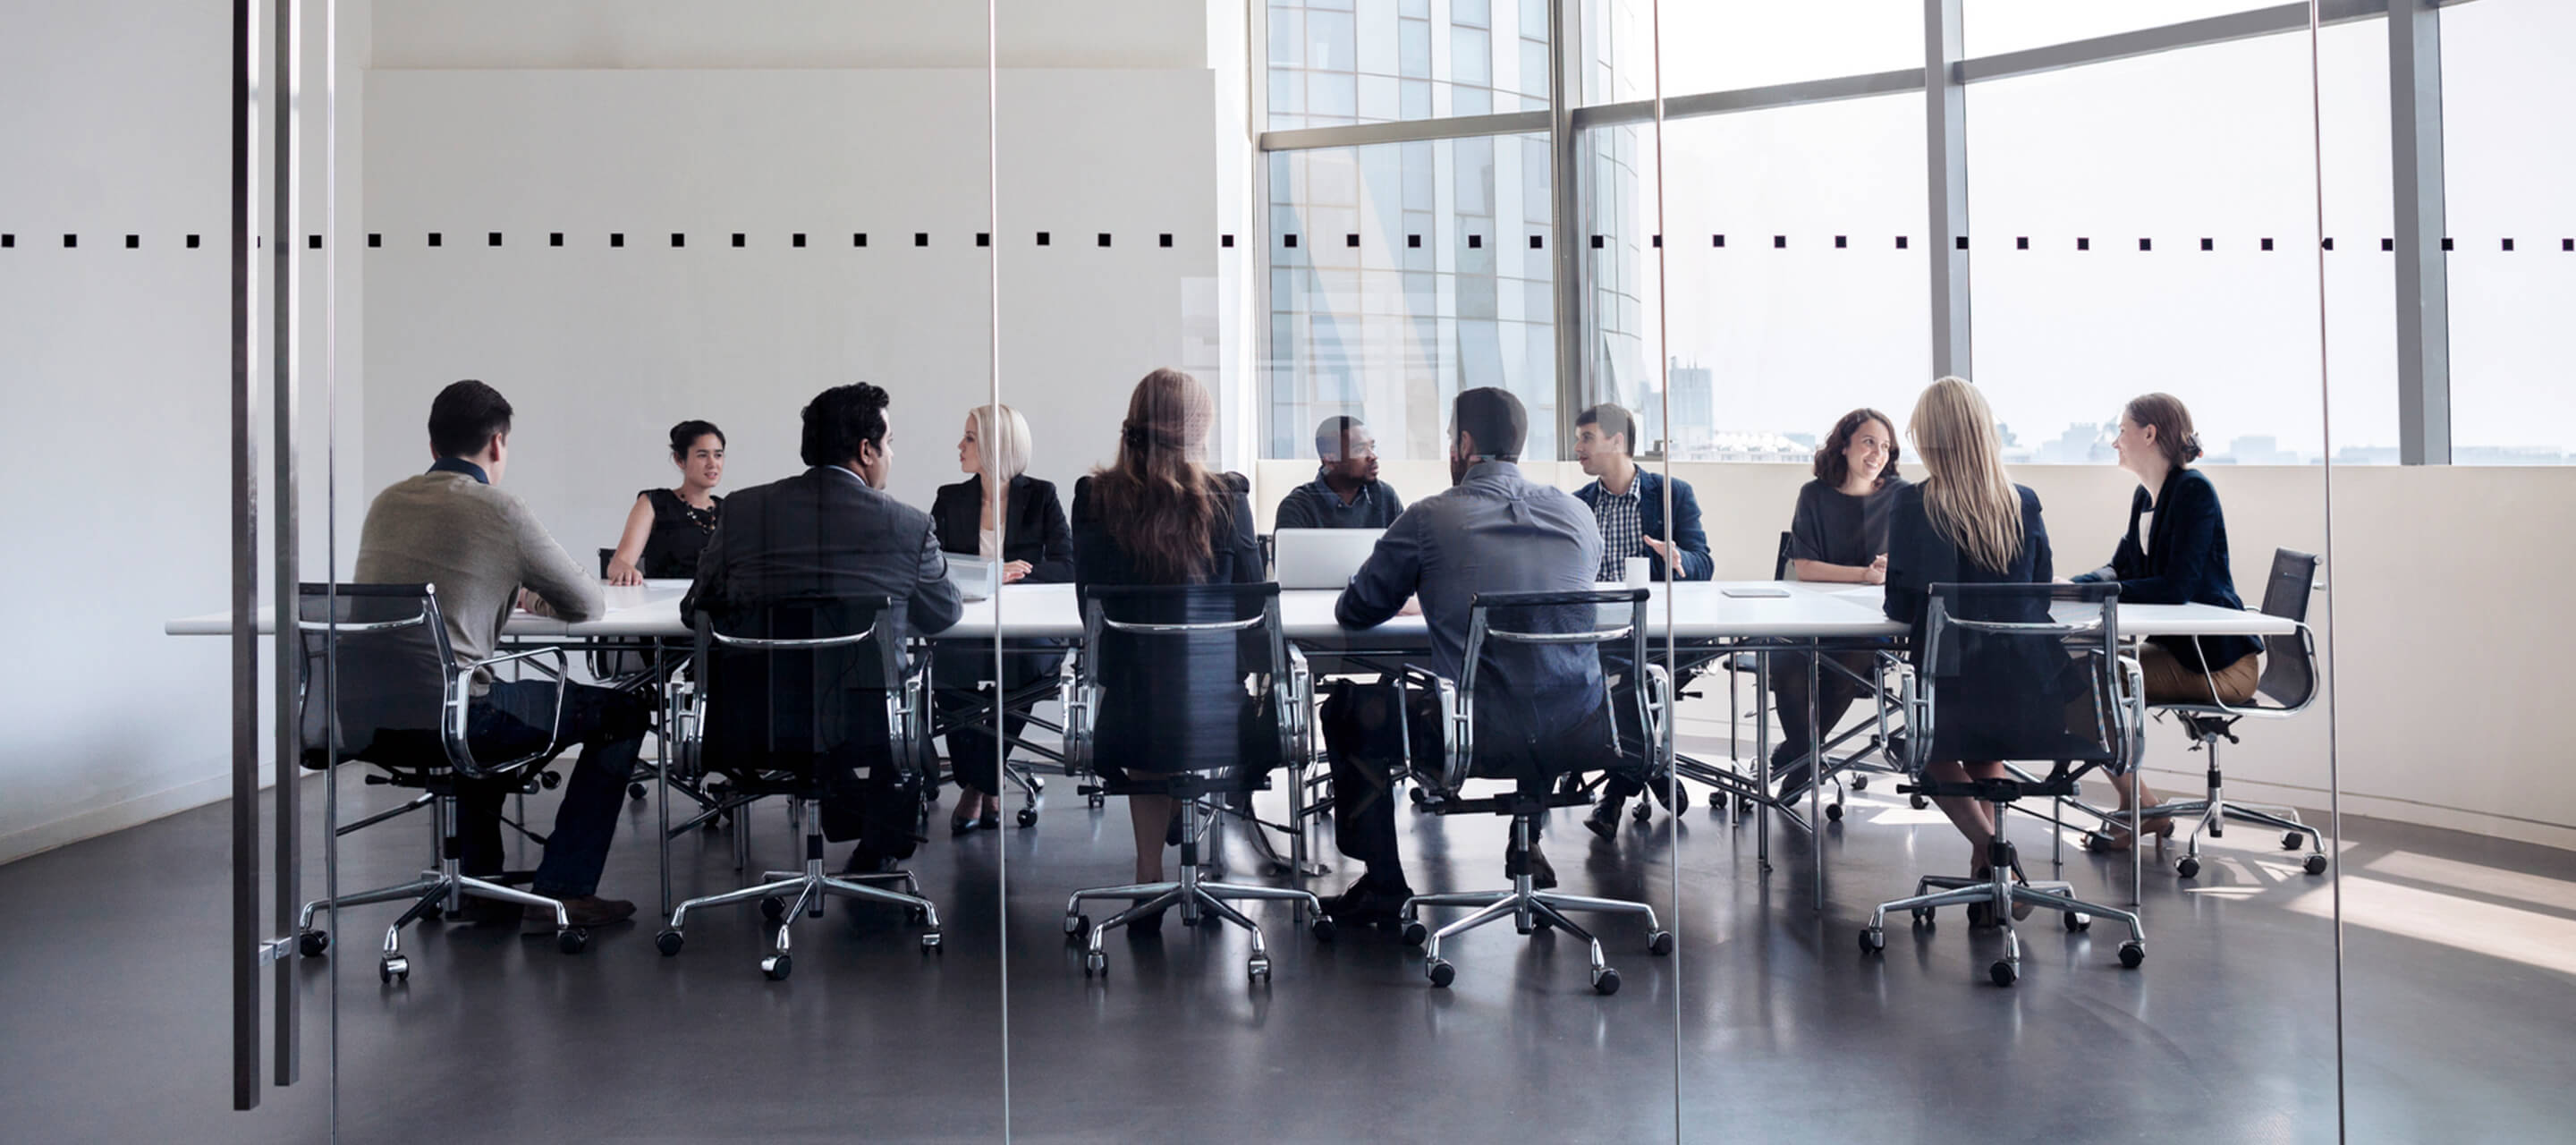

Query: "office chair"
<box><xmin>1860</xmin><ymin>582</ymin><xmax>2148</xmax><ymax>987</ymax></box>
<box><xmin>653</xmin><ymin>597</ymin><xmax>943</xmax><ymax>980</ymax></box>
<box><xmin>1396</xmin><ymin>588</ymin><xmax>1676</xmax><ymax>994</ymax></box>
<box><xmin>2126</xmin><ymin>548</ymin><xmax>2329</xmax><ymax>878</ymax></box>
<box><xmin>1058</xmin><ymin>582</ymin><xmax>1330</xmax><ymax>981</ymax></box>
<box><xmin>287</xmin><ymin>583</ymin><xmax>589</xmax><ymax>984</ymax></box>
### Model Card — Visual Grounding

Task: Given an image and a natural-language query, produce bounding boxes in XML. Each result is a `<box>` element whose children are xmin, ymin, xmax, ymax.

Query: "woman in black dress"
<box><xmin>930</xmin><ymin>403</ymin><xmax>1073</xmax><ymax>833</ymax></box>
<box><xmin>1763</xmin><ymin>408</ymin><xmax>1909</xmax><ymax>802</ymax></box>
<box><xmin>606</xmin><ymin>420</ymin><xmax>725</xmax><ymax>584</ymax></box>
<box><xmin>1071</xmin><ymin>369</ymin><xmax>1264</xmax><ymax>903</ymax></box>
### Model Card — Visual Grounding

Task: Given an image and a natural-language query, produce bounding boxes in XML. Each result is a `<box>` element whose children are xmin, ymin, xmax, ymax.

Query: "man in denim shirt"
<box><xmin>1322</xmin><ymin>387</ymin><xmax>1606</xmax><ymax>923</ymax></box>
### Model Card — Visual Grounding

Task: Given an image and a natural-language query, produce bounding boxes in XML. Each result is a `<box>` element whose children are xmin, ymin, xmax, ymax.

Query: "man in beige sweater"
<box><xmin>352</xmin><ymin>379</ymin><xmax>647</xmax><ymax>930</ymax></box>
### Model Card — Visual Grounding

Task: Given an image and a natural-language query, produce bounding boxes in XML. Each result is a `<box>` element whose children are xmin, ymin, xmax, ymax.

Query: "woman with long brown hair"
<box><xmin>1069</xmin><ymin>369</ymin><xmax>1264</xmax><ymax>918</ymax></box>
<box><xmin>1881</xmin><ymin>377</ymin><xmax>2055</xmax><ymax>909</ymax></box>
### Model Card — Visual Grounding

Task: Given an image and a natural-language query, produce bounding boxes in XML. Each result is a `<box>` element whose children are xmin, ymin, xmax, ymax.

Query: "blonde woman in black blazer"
<box><xmin>928</xmin><ymin>404</ymin><xmax>1073</xmax><ymax>833</ymax></box>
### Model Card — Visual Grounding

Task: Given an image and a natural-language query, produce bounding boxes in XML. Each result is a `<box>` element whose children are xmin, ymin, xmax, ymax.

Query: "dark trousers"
<box><xmin>1765</xmin><ymin>647</ymin><xmax>1877</xmax><ymax>765</ymax></box>
<box><xmin>1319</xmin><ymin>681</ymin><xmax>1554</xmax><ymax>886</ymax></box>
<box><xmin>933</xmin><ymin>642</ymin><xmax>1063</xmax><ymax>797</ymax></box>
<box><xmin>456</xmin><ymin>679</ymin><xmax>648</xmax><ymax>899</ymax></box>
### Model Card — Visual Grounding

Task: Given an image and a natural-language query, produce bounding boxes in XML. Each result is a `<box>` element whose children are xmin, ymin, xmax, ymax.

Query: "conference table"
<box><xmin>168</xmin><ymin>581</ymin><xmax>2291</xmax><ymax>911</ymax></box>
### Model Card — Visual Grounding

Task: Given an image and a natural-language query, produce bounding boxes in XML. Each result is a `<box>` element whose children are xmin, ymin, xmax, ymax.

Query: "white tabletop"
<box><xmin>165</xmin><ymin>580</ymin><xmax>2292</xmax><ymax>643</ymax></box>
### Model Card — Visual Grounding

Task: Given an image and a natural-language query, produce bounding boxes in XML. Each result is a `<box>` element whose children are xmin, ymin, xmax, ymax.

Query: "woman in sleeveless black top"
<box><xmin>608</xmin><ymin>421</ymin><xmax>726</xmax><ymax>583</ymax></box>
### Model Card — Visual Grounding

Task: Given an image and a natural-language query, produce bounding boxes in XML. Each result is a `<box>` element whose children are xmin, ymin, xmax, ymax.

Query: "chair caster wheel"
<box><xmin>1911</xmin><ymin>907</ymin><xmax>1934</xmax><ymax>927</ymax></box>
<box><xmin>2119</xmin><ymin>940</ymin><xmax>2146</xmax><ymax>969</ymax></box>
<box><xmin>1400</xmin><ymin>920</ymin><xmax>1429</xmax><ymax>946</ymax></box>
<box><xmin>1825</xmin><ymin>802</ymin><xmax>1844</xmax><ymax>823</ymax></box>
<box><xmin>761</xmin><ymin>954</ymin><xmax>792</xmax><ymax>980</ymax></box>
<box><xmin>1030</xmin><ymin>777</ymin><xmax>1046</xmax><ymax>793</ymax></box>
<box><xmin>1066</xmin><ymin>914</ymin><xmax>1089</xmax><ymax>939</ymax></box>
<box><xmin>2281</xmin><ymin>831</ymin><xmax>2306</xmax><ymax>851</ymax></box>
<box><xmin>760</xmin><ymin>895</ymin><xmax>787</xmax><ymax>921</ymax></box>
<box><xmin>1852</xmin><ymin>776</ymin><xmax>1868</xmax><ymax>792</ymax></box>
<box><xmin>1017</xmin><ymin>808</ymin><xmax>1038</xmax><ymax>828</ymax></box>
<box><xmin>920</xmin><ymin>931</ymin><xmax>943</xmax><ymax>952</ymax></box>
<box><xmin>1631</xmin><ymin>802</ymin><xmax>1652</xmax><ymax>825</ymax></box>
<box><xmin>1648</xmin><ymin>930</ymin><xmax>1674</xmax><ymax>956</ymax></box>
<box><xmin>1087</xmin><ymin>793</ymin><xmax>1106</xmax><ymax>810</ymax></box>
<box><xmin>1083</xmin><ymin>950</ymin><xmax>1106</xmax><ymax>977</ymax></box>
<box><xmin>556</xmin><ymin>928</ymin><xmax>589</xmax><ymax>955</ymax></box>
<box><xmin>1672</xmin><ymin>786</ymin><xmax>1691</xmax><ymax>812</ymax></box>
<box><xmin>1310</xmin><ymin>914</ymin><xmax>1338</xmax><ymax>943</ymax></box>
<box><xmin>298</xmin><ymin>929</ymin><xmax>330</xmax><ymax>957</ymax></box>
<box><xmin>1859</xmin><ymin>927</ymin><xmax>1885</xmax><ymax>954</ymax></box>
<box><xmin>1248</xmin><ymin>956</ymin><xmax>1271</xmax><ymax>980</ymax></box>
<box><xmin>1908</xmin><ymin>793</ymin><xmax>1928</xmax><ymax>811</ymax></box>
<box><xmin>419</xmin><ymin>902</ymin><xmax>444</xmax><ymax>923</ymax></box>
<box><xmin>2176</xmin><ymin>856</ymin><xmax>2201</xmax><ymax>879</ymax></box>
<box><xmin>379</xmin><ymin>955</ymin><xmax>409</xmax><ymax>984</ymax></box>
<box><xmin>2086</xmin><ymin>834</ymin><xmax>2114</xmax><ymax>855</ymax></box>
<box><xmin>2303</xmin><ymin>853</ymin><xmax>2329</xmax><ymax>876</ymax></box>
<box><xmin>906</xmin><ymin>904</ymin><xmax>930</xmax><ymax>925</ymax></box>
<box><xmin>627</xmin><ymin>782</ymin><xmax>648</xmax><ymax>801</ymax></box>
<box><xmin>1426</xmin><ymin>958</ymin><xmax>1455</xmax><ymax>988</ymax></box>
<box><xmin>655</xmin><ymin>929</ymin><xmax>683</xmax><ymax>956</ymax></box>
<box><xmin>2064</xmin><ymin>912</ymin><xmax>2091</xmax><ymax>932</ymax></box>
<box><xmin>1592</xmin><ymin>966</ymin><xmax>1621</xmax><ymax>996</ymax></box>
<box><xmin>1989</xmin><ymin>960</ymin><xmax>2019</xmax><ymax>988</ymax></box>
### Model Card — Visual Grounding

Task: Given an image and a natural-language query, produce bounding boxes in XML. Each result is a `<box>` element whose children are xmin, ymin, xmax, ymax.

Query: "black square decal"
<box><xmin>488</xmin><ymin>232</ymin><xmax>503</xmax><ymax>247</ymax></box>
<box><xmin>1347</xmin><ymin>233</ymin><xmax>1360</xmax><ymax>248</ymax></box>
<box><xmin>1773</xmin><ymin>235</ymin><xmax>1786</xmax><ymax>249</ymax></box>
<box><xmin>612</xmin><ymin>233</ymin><xmax>626</xmax><ymax>247</ymax></box>
<box><xmin>1468</xmin><ymin>234</ymin><xmax>1481</xmax><ymax>249</ymax></box>
<box><xmin>1221</xmin><ymin>234</ymin><xmax>1235</xmax><ymax>248</ymax></box>
<box><xmin>976</xmin><ymin>233</ymin><xmax>990</xmax><ymax>247</ymax></box>
<box><xmin>189</xmin><ymin>234</ymin><xmax>202</xmax><ymax>249</ymax></box>
<box><xmin>2382</xmin><ymin>238</ymin><xmax>2394</xmax><ymax>251</ymax></box>
<box><xmin>2322</xmin><ymin>238</ymin><xmax>2334</xmax><ymax>250</ymax></box>
<box><xmin>2261</xmin><ymin>238</ymin><xmax>2275</xmax><ymax>250</ymax></box>
<box><xmin>427</xmin><ymin>233</ymin><xmax>440</xmax><ymax>247</ymax></box>
<box><xmin>1159</xmin><ymin>233</ymin><xmax>1173</xmax><ymax>248</ymax></box>
<box><xmin>916</xmin><ymin>233</ymin><xmax>929</xmax><ymax>247</ymax></box>
<box><xmin>367</xmin><ymin>233</ymin><xmax>380</xmax><ymax>248</ymax></box>
<box><xmin>1529</xmin><ymin>235</ymin><xmax>1543</xmax><ymax>250</ymax></box>
<box><xmin>854</xmin><ymin>233</ymin><xmax>868</xmax><ymax>247</ymax></box>
<box><xmin>1</xmin><ymin>234</ymin><xmax>13</xmax><ymax>249</ymax></box>
<box><xmin>2441</xmin><ymin>237</ymin><xmax>2453</xmax><ymax>250</ymax></box>
<box><xmin>2077</xmin><ymin>237</ymin><xmax>2090</xmax><ymax>250</ymax></box>
<box><xmin>2200</xmin><ymin>237</ymin><xmax>2214</xmax><ymax>250</ymax></box>
<box><xmin>1098</xmin><ymin>233</ymin><xmax>1112</xmax><ymax>247</ymax></box>
<box><xmin>2503</xmin><ymin>238</ymin><xmax>2515</xmax><ymax>251</ymax></box>
<box><xmin>551</xmin><ymin>233</ymin><xmax>564</xmax><ymax>247</ymax></box>
<box><xmin>671</xmin><ymin>233</ymin><xmax>685</xmax><ymax>247</ymax></box>
<box><xmin>1713</xmin><ymin>234</ymin><xmax>1725</xmax><ymax>247</ymax></box>
<box><xmin>63</xmin><ymin>234</ymin><xmax>76</xmax><ymax>248</ymax></box>
<box><xmin>305</xmin><ymin>234</ymin><xmax>319</xmax><ymax>250</ymax></box>
<box><xmin>1590</xmin><ymin>234</ymin><xmax>1604</xmax><ymax>249</ymax></box>
<box><xmin>1895</xmin><ymin>235</ymin><xmax>1908</xmax><ymax>249</ymax></box>
<box><xmin>1651</xmin><ymin>234</ymin><xmax>1662</xmax><ymax>248</ymax></box>
<box><xmin>1284</xmin><ymin>233</ymin><xmax>1299</xmax><ymax>248</ymax></box>
<box><xmin>2139</xmin><ymin>238</ymin><xmax>2152</xmax><ymax>250</ymax></box>
<box><xmin>1407</xmin><ymin>234</ymin><xmax>1421</xmax><ymax>249</ymax></box>
<box><xmin>733</xmin><ymin>233</ymin><xmax>746</xmax><ymax>248</ymax></box>
<box><xmin>792</xmin><ymin>233</ymin><xmax>806</xmax><ymax>247</ymax></box>
<box><xmin>1834</xmin><ymin>234</ymin><xmax>1847</xmax><ymax>249</ymax></box>
<box><xmin>2015</xmin><ymin>236</ymin><xmax>2029</xmax><ymax>250</ymax></box>
<box><xmin>1954</xmin><ymin>235</ymin><xmax>1968</xmax><ymax>250</ymax></box>
<box><xmin>1038</xmin><ymin>232</ymin><xmax>1051</xmax><ymax>245</ymax></box>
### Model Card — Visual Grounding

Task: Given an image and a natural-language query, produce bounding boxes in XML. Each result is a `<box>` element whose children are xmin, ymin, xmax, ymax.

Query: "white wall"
<box><xmin>370</xmin><ymin>0</ymin><xmax>1207</xmax><ymax>71</ymax></box>
<box><xmin>1254</xmin><ymin>459</ymin><xmax>2576</xmax><ymax>850</ymax></box>
<box><xmin>360</xmin><ymin>66</ymin><xmax>1217</xmax><ymax>536</ymax></box>
<box><xmin>0</xmin><ymin>0</ymin><xmax>366</xmax><ymax>864</ymax></box>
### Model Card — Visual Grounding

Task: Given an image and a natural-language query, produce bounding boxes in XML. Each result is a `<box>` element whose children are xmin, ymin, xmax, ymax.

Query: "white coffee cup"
<box><xmin>1623</xmin><ymin>556</ymin><xmax>1651</xmax><ymax>589</ymax></box>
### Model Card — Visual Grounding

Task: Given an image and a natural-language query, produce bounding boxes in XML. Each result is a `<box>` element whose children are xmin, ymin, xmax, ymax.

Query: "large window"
<box><xmin>1267</xmin><ymin>0</ymin><xmax>1549</xmax><ymax>132</ymax></box>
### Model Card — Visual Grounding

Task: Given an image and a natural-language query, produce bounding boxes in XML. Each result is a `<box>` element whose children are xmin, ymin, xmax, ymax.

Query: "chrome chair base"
<box><xmin>655</xmin><ymin>797</ymin><xmax>942</xmax><ymax>980</ymax></box>
<box><xmin>1396</xmin><ymin>818</ymin><xmax>1673</xmax><ymax>995</ymax></box>
<box><xmin>1861</xmin><ymin>840</ymin><xmax>2147</xmax><ymax>987</ymax></box>
<box><xmin>1062</xmin><ymin>799</ymin><xmax>1328</xmax><ymax>981</ymax></box>
<box><xmin>2138</xmin><ymin>787</ymin><xmax>2328</xmax><ymax>878</ymax></box>
<box><xmin>295</xmin><ymin>796</ymin><xmax>581</xmax><ymax>983</ymax></box>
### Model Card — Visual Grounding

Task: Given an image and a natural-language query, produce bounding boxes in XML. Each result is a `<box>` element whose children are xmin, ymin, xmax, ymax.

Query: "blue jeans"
<box><xmin>457</xmin><ymin>679</ymin><xmax>648</xmax><ymax>899</ymax></box>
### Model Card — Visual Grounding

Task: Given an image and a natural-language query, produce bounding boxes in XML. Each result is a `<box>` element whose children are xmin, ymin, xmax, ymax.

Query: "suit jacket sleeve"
<box><xmin>907</xmin><ymin>517</ymin><xmax>964</xmax><ymax>635</ymax></box>
<box><xmin>2027</xmin><ymin>490</ymin><xmax>2055</xmax><ymax>585</ymax></box>
<box><xmin>1881</xmin><ymin>492</ymin><xmax>1928</xmax><ymax>627</ymax></box>
<box><xmin>2105</xmin><ymin>478</ymin><xmax>2219</xmax><ymax>605</ymax></box>
<box><xmin>1669</xmin><ymin>479</ymin><xmax>1715</xmax><ymax>581</ymax></box>
<box><xmin>1224</xmin><ymin>485</ymin><xmax>1264</xmax><ymax>583</ymax></box>
<box><xmin>928</xmin><ymin>484</ymin><xmax>968</xmax><ymax>556</ymax></box>
<box><xmin>1029</xmin><ymin>481</ymin><xmax>1077</xmax><ymax>584</ymax></box>
<box><xmin>679</xmin><ymin>499</ymin><xmax>733</xmax><ymax>630</ymax></box>
<box><xmin>1337</xmin><ymin>509</ymin><xmax>1421</xmax><ymax>629</ymax></box>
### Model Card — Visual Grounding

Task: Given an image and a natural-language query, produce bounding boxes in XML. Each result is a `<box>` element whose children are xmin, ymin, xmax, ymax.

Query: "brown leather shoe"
<box><xmin>523</xmin><ymin>895</ymin><xmax>637</xmax><ymax>931</ymax></box>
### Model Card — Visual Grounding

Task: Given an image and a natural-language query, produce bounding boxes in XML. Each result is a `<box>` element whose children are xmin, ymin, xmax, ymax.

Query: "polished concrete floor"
<box><xmin>4</xmin><ymin>724</ymin><xmax>2573</xmax><ymax>1143</ymax></box>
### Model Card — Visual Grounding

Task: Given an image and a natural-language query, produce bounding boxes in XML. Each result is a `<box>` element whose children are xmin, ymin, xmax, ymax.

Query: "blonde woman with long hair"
<box><xmin>1881</xmin><ymin>377</ymin><xmax>2056</xmax><ymax>912</ymax></box>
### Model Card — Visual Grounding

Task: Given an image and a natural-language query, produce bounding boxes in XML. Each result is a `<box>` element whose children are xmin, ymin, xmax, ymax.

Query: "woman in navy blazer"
<box><xmin>928</xmin><ymin>404</ymin><xmax>1074</xmax><ymax>834</ymax></box>
<box><xmin>1882</xmin><ymin>378</ymin><xmax>2057</xmax><ymax>890</ymax></box>
<box><xmin>2068</xmin><ymin>393</ymin><xmax>2261</xmax><ymax>849</ymax></box>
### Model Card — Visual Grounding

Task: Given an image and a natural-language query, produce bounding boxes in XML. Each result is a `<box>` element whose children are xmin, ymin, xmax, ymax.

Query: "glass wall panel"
<box><xmin>1269</xmin><ymin>0</ymin><xmax>1550</xmax><ymax>131</ymax></box>
<box><xmin>1966</xmin><ymin>1</ymin><xmax>2290</xmax><ymax>57</ymax></box>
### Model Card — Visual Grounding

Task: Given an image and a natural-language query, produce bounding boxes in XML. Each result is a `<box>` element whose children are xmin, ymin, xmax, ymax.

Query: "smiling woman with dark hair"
<box><xmin>607</xmin><ymin>420</ymin><xmax>726</xmax><ymax>585</ymax></box>
<box><xmin>1761</xmin><ymin>406</ymin><xmax>1912</xmax><ymax>804</ymax></box>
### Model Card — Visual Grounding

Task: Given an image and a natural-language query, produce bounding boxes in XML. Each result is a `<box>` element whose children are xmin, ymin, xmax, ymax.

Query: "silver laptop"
<box><xmin>1272</xmin><ymin>528</ymin><xmax>1385</xmax><ymax>589</ymax></box>
<box><xmin>945</xmin><ymin>558</ymin><xmax>1000</xmax><ymax>601</ymax></box>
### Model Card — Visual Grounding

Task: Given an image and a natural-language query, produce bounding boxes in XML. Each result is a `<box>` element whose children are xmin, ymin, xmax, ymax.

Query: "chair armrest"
<box><xmin>1056</xmin><ymin>652</ymin><xmax>1096</xmax><ymax>776</ymax></box>
<box><xmin>1641</xmin><ymin>662</ymin><xmax>1675</xmax><ymax>773</ymax></box>
<box><xmin>1283</xmin><ymin>646</ymin><xmax>1315</xmax><ymax>772</ymax></box>
<box><xmin>1393</xmin><ymin>664</ymin><xmax>1467</xmax><ymax>793</ymax></box>
<box><xmin>2153</xmin><ymin>621</ymin><xmax>2317</xmax><ymax>721</ymax></box>
<box><xmin>441</xmin><ymin>647</ymin><xmax>572</xmax><ymax>780</ymax></box>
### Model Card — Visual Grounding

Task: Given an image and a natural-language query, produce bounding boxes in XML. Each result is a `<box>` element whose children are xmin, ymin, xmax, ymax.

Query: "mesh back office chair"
<box><xmin>1859</xmin><ymin>582</ymin><xmax>2148</xmax><ymax>988</ymax></box>
<box><xmin>1395</xmin><ymin>589</ymin><xmax>1676</xmax><ymax>994</ymax></box>
<box><xmin>653</xmin><ymin>597</ymin><xmax>943</xmax><ymax>980</ymax></box>
<box><xmin>2132</xmin><ymin>548</ymin><xmax>2328</xmax><ymax>878</ymax></box>
<box><xmin>287</xmin><ymin>583</ymin><xmax>589</xmax><ymax>985</ymax></box>
<box><xmin>1058</xmin><ymin>583</ymin><xmax>1330</xmax><ymax>981</ymax></box>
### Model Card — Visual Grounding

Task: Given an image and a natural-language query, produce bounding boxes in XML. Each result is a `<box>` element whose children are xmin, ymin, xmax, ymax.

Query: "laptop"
<box><xmin>1271</xmin><ymin>528</ymin><xmax>1385</xmax><ymax>589</ymax></box>
<box><xmin>945</xmin><ymin>558</ymin><xmax>1001</xmax><ymax>601</ymax></box>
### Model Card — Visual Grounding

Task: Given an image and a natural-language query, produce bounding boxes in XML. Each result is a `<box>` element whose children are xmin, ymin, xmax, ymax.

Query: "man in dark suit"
<box><xmin>683</xmin><ymin>382</ymin><xmax>964</xmax><ymax>870</ymax></box>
